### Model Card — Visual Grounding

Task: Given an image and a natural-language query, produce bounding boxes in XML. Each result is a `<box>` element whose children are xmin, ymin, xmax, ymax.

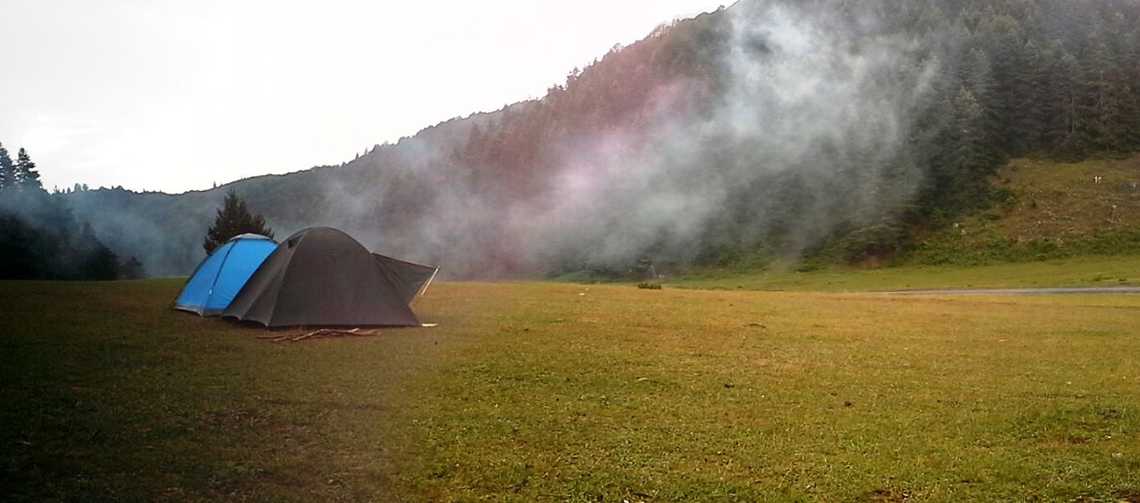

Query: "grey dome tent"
<box><xmin>223</xmin><ymin>227</ymin><xmax>438</xmax><ymax>328</ymax></box>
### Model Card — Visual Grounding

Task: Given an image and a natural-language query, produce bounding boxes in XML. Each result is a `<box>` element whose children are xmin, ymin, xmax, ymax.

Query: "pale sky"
<box><xmin>0</xmin><ymin>0</ymin><xmax>726</xmax><ymax>193</ymax></box>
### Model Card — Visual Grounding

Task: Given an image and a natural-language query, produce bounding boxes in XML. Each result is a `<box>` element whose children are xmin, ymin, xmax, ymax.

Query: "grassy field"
<box><xmin>3</xmin><ymin>278</ymin><xmax>1140</xmax><ymax>501</ymax></box>
<box><xmin>673</xmin><ymin>254</ymin><xmax>1140</xmax><ymax>292</ymax></box>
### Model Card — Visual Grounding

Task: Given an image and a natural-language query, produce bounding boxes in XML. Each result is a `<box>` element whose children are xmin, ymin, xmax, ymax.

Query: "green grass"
<box><xmin>672</xmin><ymin>254</ymin><xmax>1140</xmax><ymax>292</ymax></box>
<box><xmin>909</xmin><ymin>155</ymin><xmax>1140</xmax><ymax>265</ymax></box>
<box><xmin>3</xmin><ymin>279</ymin><xmax>1140</xmax><ymax>501</ymax></box>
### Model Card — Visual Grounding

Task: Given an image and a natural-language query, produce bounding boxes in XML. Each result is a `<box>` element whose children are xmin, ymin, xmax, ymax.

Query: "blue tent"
<box><xmin>174</xmin><ymin>234</ymin><xmax>278</xmax><ymax>316</ymax></box>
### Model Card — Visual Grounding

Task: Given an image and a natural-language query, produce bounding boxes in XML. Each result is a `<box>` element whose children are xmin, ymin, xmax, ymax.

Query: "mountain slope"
<box><xmin>67</xmin><ymin>0</ymin><xmax>1140</xmax><ymax>277</ymax></box>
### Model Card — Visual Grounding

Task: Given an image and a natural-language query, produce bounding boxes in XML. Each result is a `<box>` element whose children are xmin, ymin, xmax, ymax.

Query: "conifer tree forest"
<box><xmin>0</xmin><ymin>143</ymin><xmax>142</xmax><ymax>280</ymax></box>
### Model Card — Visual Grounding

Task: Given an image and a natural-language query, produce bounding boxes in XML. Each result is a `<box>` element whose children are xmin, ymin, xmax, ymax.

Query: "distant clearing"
<box><xmin>909</xmin><ymin>155</ymin><xmax>1140</xmax><ymax>265</ymax></box>
<box><xmin>985</xmin><ymin>156</ymin><xmax>1140</xmax><ymax>241</ymax></box>
<box><xmin>674</xmin><ymin>255</ymin><xmax>1140</xmax><ymax>292</ymax></box>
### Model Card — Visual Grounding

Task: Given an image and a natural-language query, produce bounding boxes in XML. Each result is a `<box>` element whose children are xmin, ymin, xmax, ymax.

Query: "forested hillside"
<box><xmin>0</xmin><ymin>144</ymin><xmax>140</xmax><ymax>280</ymax></box>
<box><xmin>67</xmin><ymin>0</ymin><xmax>1140</xmax><ymax>277</ymax></box>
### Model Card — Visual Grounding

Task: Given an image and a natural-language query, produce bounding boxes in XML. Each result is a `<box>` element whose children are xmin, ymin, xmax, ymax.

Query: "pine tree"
<box><xmin>1043</xmin><ymin>47</ymin><xmax>1083</xmax><ymax>156</ymax></box>
<box><xmin>1080</xmin><ymin>36</ymin><xmax>1122</xmax><ymax>152</ymax></box>
<box><xmin>960</xmin><ymin>48</ymin><xmax>1001</xmax><ymax>165</ymax></box>
<box><xmin>1011</xmin><ymin>40</ymin><xmax>1047</xmax><ymax>153</ymax></box>
<box><xmin>951</xmin><ymin>86</ymin><xmax>990</xmax><ymax>206</ymax></box>
<box><xmin>1115</xmin><ymin>28</ymin><xmax>1140</xmax><ymax>150</ymax></box>
<box><xmin>203</xmin><ymin>190</ymin><xmax>275</xmax><ymax>254</ymax></box>
<box><xmin>978</xmin><ymin>14</ymin><xmax>1025</xmax><ymax>157</ymax></box>
<box><xmin>0</xmin><ymin>143</ymin><xmax>15</xmax><ymax>191</ymax></box>
<box><xmin>119</xmin><ymin>256</ymin><xmax>145</xmax><ymax>279</ymax></box>
<box><xmin>15</xmin><ymin>148</ymin><xmax>42</xmax><ymax>191</ymax></box>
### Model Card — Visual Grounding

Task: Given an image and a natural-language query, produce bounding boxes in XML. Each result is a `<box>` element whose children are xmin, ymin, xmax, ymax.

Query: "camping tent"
<box><xmin>223</xmin><ymin>227</ymin><xmax>437</xmax><ymax>328</ymax></box>
<box><xmin>372</xmin><ymin>253</ymin><xmax>438</xmax><ymax>304</ymax></box>
<box><xmin>174</xmin><ymin>234</ymin><xmax>278</xmax><ymax>315</ymax></box>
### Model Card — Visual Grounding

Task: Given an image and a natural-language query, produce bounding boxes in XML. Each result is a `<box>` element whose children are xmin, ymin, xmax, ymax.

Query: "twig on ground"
<box><xmin>263</xmin><ymin>327</ymin><xmax>377</xmax><ymax>343</ymax></box>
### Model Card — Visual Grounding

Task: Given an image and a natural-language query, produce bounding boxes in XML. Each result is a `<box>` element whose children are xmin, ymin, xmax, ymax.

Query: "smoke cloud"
<box><xmin>69</xmin><ymin>0</ymin><xmax>945</xmax><ymax>278</ymax></box>
<box><xmin>372</xmin><ymin>0</ymin><xmax>940</xmax><ymax>274</ymax></box>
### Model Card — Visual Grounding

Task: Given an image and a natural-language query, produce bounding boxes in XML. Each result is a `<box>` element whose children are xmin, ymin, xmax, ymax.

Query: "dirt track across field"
<box><xmin>884</xmin><ymin>286</ymin><xmax>1140</xmax><ymax>296</ymax></box>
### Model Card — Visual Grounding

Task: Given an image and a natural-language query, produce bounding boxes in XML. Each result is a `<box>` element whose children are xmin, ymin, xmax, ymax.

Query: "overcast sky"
<box><xmin>0</xmin><ymin>0</ymin><xmax>726</xmax><ymax>193</ymax></box>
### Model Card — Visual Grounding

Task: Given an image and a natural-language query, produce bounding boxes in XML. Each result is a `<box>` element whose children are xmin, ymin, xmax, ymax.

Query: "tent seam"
<box><xmin>266</xmin><ymin>233</ymin><xmax>306</xmax><ymax>327</ymax></box>
<box><xmin>204</xmin><ymin>240</ymin><xmax>239</xmax><ymax>313</ymax></box>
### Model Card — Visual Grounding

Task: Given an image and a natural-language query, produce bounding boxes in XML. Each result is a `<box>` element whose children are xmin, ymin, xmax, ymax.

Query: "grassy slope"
<box><xmin>3</xmin><ymin>279</ymin><xmax>1140</xmax><ymax>501</ymax></box>
<box><xmin>985</xmin><ymin>156</ymin><xmax>1140</xmax><ymax>240</ymax></box>
<box><xmin>910</xmin><ymin>155</ymin><xmax>1140</xmax><ymax>265</ymax></box>
<box><xmin>674</xmin><ymin>155</ymin><xmax>1140</xmax><ymax>292</ymax></box>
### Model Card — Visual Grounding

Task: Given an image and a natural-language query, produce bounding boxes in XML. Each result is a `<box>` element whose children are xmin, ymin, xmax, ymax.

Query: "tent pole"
<box><xmin>417</xmin><ymin>267</ymin><xmax>440</xmax><ymax>297</ymax></box>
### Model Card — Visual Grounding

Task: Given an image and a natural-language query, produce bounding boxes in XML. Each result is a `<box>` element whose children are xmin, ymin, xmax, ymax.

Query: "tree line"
<box><xmin>0</xmin><ymin>145</ymin><xmax>42</xmax><ymax>191</ymax></box>
<box><xmin>0</xmin><ymin>142</ymin><xmax>143</xmax><ymax>280</ymax></box>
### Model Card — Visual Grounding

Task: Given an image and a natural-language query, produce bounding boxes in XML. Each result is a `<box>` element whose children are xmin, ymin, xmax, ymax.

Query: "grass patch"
<box><xmin>672</xmin><ymin>255</ymin><xmax>1140</xmax><ymax>292</ymax></box>
<box><xmin>909</xmin><ymin>155</ymin><xmax>1140</xmax><ymax>265</ymax></box>
<box><xmin>3</xmin><ymin>279</ymin><xmax>1140</xmax><ymax>500</ymax></box>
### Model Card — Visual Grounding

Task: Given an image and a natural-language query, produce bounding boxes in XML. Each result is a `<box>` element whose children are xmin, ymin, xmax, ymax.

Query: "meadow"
<box><xmin>2</xmin><ymin>272</ymin><xmax>1139</xmax><ymax>501</ymax></box>
<box><xmin>674</xmin><ymin>255</ymin><xmax>1140</xmax><ymax>292</ymax></box>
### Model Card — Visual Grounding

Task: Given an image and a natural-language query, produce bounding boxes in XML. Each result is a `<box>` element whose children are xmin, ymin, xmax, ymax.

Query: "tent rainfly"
<box><xmin>372</xmin><ymin>252</ymin><xmax>439</xmax><ymax>305</ymax></box>
<box><xmin>174</xmin><ymin>233</ymin><xmax>278</xmax><ymax>315</ymax></box>
<box><xmin>223</xmin><ymin>227</ymin><xmax>438</xmax><ymax>328</ymax></box>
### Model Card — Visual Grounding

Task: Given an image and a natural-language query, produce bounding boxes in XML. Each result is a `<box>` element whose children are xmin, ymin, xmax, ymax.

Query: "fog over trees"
<box><xmin>0</xmin><ymin>143</ymin><xmax>141</xmax><ymax>280</ymax></box>
<box><xmin>56</xmin><ymin>0</ymin><xmax>1140</xmax><ymax>278</ymax></box>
